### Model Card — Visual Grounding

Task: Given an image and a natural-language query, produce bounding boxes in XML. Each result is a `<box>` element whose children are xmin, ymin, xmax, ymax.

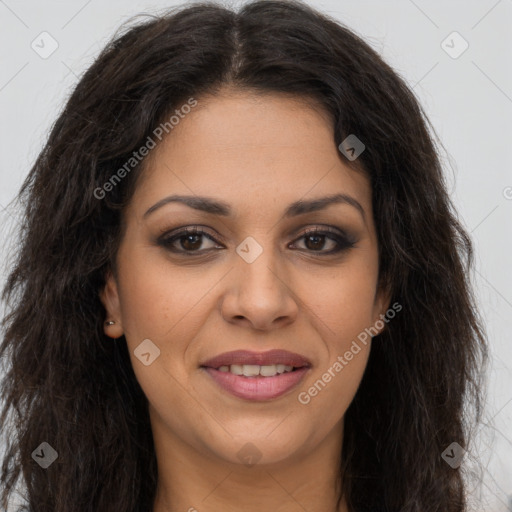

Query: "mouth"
<box><xmin>200</xmin><ymin>349</ymin><xmax>311</xmax><ymax>401</ymax></box>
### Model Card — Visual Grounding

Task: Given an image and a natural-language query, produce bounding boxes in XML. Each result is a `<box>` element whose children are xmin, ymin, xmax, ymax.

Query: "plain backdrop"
<box><xmin>0</xmin><ymin>0</ymin><xmax>511</xmax><ymax>510</ymax></box>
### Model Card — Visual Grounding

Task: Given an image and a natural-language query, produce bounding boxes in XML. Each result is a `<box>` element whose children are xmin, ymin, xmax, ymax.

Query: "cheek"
<box><xmin>115</xmin><ymin>248</ymin><xmax>201</xmax><ymax>344</ymax></box>
<box><xmin>114</xmin><ymin>252</ymin><xmax>207</xmax><ymax>417</ymax></box>
<box><xmin>305</xmin><ymin>260</ymin><xmax>379</xmax><ymax>349</ymax></box>
<box><xmin>115</xmin><ymin>249</ymin><xmax>223</xmax><ymax>390</ymax></box>
<box><xmin>299</xmin><ymin>344</ymin><xmax>370</xmax><ymax>432</ymax></box>
<box><xmin>297</xmin><ymin>271</ymin><xmax>375</xmax><ymax>418</ymax></box>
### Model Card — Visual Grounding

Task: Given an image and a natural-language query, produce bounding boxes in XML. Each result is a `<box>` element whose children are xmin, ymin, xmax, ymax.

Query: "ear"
<box><xmin>371</xmin><ymin>281</ymin><xmax>393</xmax><ymax>337</ymax></box>
<box><xmin>99</xmin><ymin>271</ymin><xmax>124</xmax><ymax>339</ymax></box>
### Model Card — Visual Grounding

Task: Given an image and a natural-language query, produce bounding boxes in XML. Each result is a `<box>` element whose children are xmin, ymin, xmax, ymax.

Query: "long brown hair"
<box><xmin>0</xmin><ymin>1</ymin><xmax>488</xmax><ymax>511</ymax></box>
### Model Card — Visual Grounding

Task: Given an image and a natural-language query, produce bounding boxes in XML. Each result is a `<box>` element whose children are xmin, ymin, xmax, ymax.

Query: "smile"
<box><xmin>217</xmin><ymin>363</ymin><xmax>295</xmax><ymax>376</ymax></box>
<box><xmin>200</xmin><ymin>349</ymin><xmax>311</xmax><ymax>401</ymax></box>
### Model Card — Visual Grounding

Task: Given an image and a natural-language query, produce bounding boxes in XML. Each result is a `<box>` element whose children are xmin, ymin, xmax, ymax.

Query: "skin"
<box><xmin>101</xmin><ymin>86</ymin><xmax>390</xmax><ymax>512</ymax></box>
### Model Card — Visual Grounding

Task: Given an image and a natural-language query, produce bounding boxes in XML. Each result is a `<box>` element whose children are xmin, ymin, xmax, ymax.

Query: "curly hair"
<box><xmin>0</xmin><ymin>1</ymin><xmax>488</xmax><ymax>511</ymax></box>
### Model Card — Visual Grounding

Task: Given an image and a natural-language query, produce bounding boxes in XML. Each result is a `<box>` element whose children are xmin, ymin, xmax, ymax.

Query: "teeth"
<box><xmin>242</xmin><ymin>364</ymin><xmax>261</xmax><ymax>377</ymax></box>
<box><xmin>217</xmin><ymin>364</ymin><xmax>296</xmax><ymax>377</ymax></box>
<box><xmin>260</xmin><ymin>364</ymin><xmax>277</xmax><ymax>377</ymax></box>
<box><xmin>230</xmin><ymin>364</ymin><xmax>244</xmax><ymax>375</ymax></box>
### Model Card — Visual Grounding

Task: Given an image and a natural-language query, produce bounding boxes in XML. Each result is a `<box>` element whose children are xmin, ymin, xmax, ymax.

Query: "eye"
<box><xmin>289</xmin><ymin>226</ymin><xmax>356</xmax><ymax>254</ymax></box>
<box><xmin>158</xmin><ymin>226</ymin><xmax>223</xmax><ymax>253</ymax></box>
<box><xmin>158</xmin><ymin>225</ymin><xmax>356</xmax><ymax>256</ymax></box>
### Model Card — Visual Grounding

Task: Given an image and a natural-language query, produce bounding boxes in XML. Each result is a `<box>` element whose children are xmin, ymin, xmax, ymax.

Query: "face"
<box><xmin>101</xmin><ymin>88</ymin><xmax>390</xmax><ymax>468</ymax></box>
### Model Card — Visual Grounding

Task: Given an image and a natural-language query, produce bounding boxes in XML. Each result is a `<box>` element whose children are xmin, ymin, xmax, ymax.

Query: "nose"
<box><xmin>220</xmin><ymin>243</ymin><xmax>299</xmax><ymax>331</ymax></box>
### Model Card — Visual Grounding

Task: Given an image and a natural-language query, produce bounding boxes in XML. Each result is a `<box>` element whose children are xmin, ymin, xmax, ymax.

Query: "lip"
<box><xmin>203</xmin><ymin>366</ymin><xmax>310</xmax><ymax>401</ymax></box>
<box><xmin>200</xmin><ymin>349</ymin><xmax>312</xmax><ymax>401</ymax></box>
<box><xmin>200</xmin><ymin>349</ymin><xmax>311</xmax><ymax>369</ymax></box>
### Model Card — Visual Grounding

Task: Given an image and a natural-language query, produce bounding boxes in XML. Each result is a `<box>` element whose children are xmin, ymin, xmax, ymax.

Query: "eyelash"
<box><xmin>157</xmin><ymin>225</ymin><xmax>356</xmax><ymax>256</ymax></box>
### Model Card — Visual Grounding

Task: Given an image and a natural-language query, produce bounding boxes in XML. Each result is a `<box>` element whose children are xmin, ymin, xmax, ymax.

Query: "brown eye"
<box><xmin>303</xmin><ymin>232</ymin><xmax>332</xmax><ymax>251</ymax></box>
<box><xmin>159</xmin><ymin>227</ymin><xmax>222</xmax><ymax>253</ymax></box>
<box><xmin>158</xmin><ymin>225</ymin><xmax>356</xmax><ymax>256</ymax></box>
<box><xmin>290</xmin><ymin>227</ymin><xmax>356</xmax><ymax>255</ymax></box>
<box><xmin>180</xmin><ymin>233</ymin><xmax>203</xmax><ymax>251</ymax></box>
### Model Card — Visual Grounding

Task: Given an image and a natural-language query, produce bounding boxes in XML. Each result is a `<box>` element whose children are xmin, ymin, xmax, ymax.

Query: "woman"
<box><xmin>0</xmin><ymin>1</ymin><xmax>488</xmax><ymax>511</ymax></box>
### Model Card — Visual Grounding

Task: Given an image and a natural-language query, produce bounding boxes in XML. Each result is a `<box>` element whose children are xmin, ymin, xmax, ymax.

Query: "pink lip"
<box><xmin>200</xmin><ymin>350</ymin><xmax>312</xmax><ymax>401</ymax></box>
<box><xmin>203</xmin><ymin>366</ymin><xmax>310</xmax><ymax>401</ymax></box>
<box><xmin>200</xmin><ymin>349</ymin><xmax>311</xmax><ymax>369</ymax></box>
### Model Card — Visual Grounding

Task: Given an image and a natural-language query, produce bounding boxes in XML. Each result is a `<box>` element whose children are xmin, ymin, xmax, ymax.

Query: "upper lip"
<box><xmin>200</xmin><ymin>349</ymin><xmax>311</xmax><ymax>369</ymax></box>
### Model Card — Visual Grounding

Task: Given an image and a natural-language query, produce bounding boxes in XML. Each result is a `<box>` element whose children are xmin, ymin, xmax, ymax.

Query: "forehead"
<box><xmin>130</xmin><ymin>90</ymin><xmax>372</xmax><ymax>221</ymax></box>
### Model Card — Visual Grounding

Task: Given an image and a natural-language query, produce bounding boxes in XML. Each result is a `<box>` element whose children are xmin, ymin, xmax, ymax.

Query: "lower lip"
<box><xmin>203</xmin><ymin>367</ymin><xmax>309</xmax><ymax>401</ymax></box>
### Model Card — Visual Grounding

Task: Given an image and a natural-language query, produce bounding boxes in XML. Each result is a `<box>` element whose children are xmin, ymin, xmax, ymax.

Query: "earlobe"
<box><xmin>99</xmin><ymin>272</ymin><xmax>124</xmax><ymax>339</ymax></box>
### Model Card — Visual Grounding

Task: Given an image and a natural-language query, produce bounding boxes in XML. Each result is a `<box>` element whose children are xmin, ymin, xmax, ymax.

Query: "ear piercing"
<box><xmin>105</xmin><ymin>320</ymin><xmax>116</xmax><ymax>326</ymax></box>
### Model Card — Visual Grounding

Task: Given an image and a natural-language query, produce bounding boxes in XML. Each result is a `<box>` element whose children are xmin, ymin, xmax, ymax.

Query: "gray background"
<box><xmin>0</xmin><ymin>0</ymin><xmax>511</xmax><ymax>510</ymax></box>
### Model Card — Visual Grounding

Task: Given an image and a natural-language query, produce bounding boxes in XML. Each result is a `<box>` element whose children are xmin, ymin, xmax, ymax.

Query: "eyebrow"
<box><xmin>143</xmin><ymin>193</ymin><xmax>366</xmax><ymax>221</ymax></box>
